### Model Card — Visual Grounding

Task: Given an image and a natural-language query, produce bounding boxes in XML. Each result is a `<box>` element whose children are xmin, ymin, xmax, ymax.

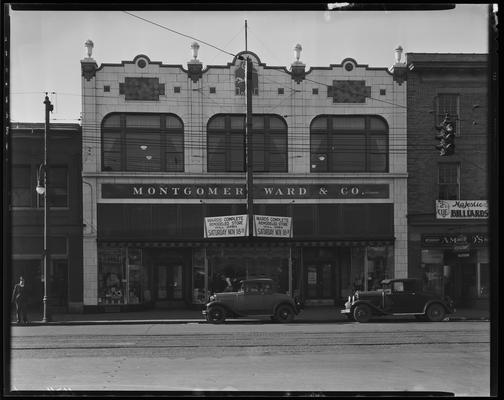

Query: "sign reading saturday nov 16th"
<box><xmin>204</xmin><ymin>215</ymin><xmax>248</xmax><ymax>238</ymax></box>
<box><xmin>203</xmin><ymin>215</ymin><xmax>292</xmax><ymax>238</ymax></box>
<box><xmin>102</xmin><ymin>183</ymin><xmax>389</xmax><ymax>199</ymax></box>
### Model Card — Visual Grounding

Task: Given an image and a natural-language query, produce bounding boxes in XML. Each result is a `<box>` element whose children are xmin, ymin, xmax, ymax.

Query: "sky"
<box><xmin>8</xmin><ymin>4</ymin><xmax>491</xmax><ymax>123</ymax></box>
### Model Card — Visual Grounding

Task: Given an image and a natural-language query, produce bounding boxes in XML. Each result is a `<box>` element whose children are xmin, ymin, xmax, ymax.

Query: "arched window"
<box><xmin>310</xmin><ymin>115</ymin><xmax>388</xmax><ymax>172</ymax></box>
<box><xmin>102</xmin><ymin>113</ymin><xmax>184</xmax><ymax>172</ymax></box>
<box><xmin>207</xmin><ymin>114</ymin><xmax>287</xmax><ymax>172</ymax></box>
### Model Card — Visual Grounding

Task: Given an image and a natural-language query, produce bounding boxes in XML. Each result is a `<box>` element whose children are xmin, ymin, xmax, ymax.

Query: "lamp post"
<box><xmin>37</xmin><ymin>94</ymin><xmax>53</xmax><ymax>323</ymax></box>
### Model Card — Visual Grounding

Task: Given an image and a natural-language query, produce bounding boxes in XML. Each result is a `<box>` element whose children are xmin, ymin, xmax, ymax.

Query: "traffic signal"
<box><xmin>435</xmin><ymin>114</ymin><xmax>456</xmax><ymax>156</ymax></box>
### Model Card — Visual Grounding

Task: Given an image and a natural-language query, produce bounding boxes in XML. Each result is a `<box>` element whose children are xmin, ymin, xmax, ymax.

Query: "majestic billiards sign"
<box><xmin>436</xmin><ymin>200</ymin><xmax>489</xmax><ymax>219</ymax></box>
<box><xmin>101</xmin><ymin>183</ymin><xmax>390</xmax><ymax>199</ymax></box>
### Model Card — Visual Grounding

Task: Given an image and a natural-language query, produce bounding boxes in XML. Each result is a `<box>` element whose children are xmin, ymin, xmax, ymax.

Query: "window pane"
<box><xmin>229</xmin><ymin>134</ymin><xmax>244</xmax><ymax>171</ymax></box>
<box><xmin>368</xmin><ymin>135</ymin><xmax>387</xmax><ymax>172</ymax></box>
<box><xmin>331</xmin><ymin>134</ymin><xmax>366</xmax><ymax>171</ymax></box>
<box><xmin>311</xmin><ymin>117</ymin><xmax>327</xmax><ymax>130</ymax></box>
<box><xmin>269</xmin><ymin>116</ymin><xmax>286</xmax><ymax>130</ymax></box>
<box><xmin>48</xmin><ymin>166</ymin><xmax>68</xmax><ymax>207</ymax></box>
<box><xmin>103</xmin><ymin>152</ymin><xmax>121</xmax><ymax>171</ymax></box>
<box><xmin>230</xmin><ymin>116</ymin><xmax>245</xmax><ymax>130</ymax></box>
<box><xmin>310</xmin><ymin>133</ymin><xmax>328</xmax><ymax>172</ymax></box>
<box><xmin>208</xmin><ymin>133</ymin><xmax>226</xmax><ymax>172</ymax></box>
<box><xmin>270</xmin><ymin>153</ymin><xmax>287</xmax><ymax>172</ymax></box>
<box><xmin>166</xmin><ymin>153</ymin><xmax>184</xmax><ymax>171</ymax></box>
<box><xmin>253</xmin><ymin>133</ymin><xmax>265</xmax><ymax>172</ymax></box>
<box><xmin>332</xmin><ymin>116</ymin><xmax>365</xmax><ymax>130</ymax></box>
<box><xmin>165</xmin><ymin>115</ymin><xmax>183</xmax><ymax>129</ymax></box>
<box><xmin>369</xmin><ymin>117</ymin><xmax>388</xmax><ymax>131</ymax></box>
<box><xmin>208</xmin><ymin>116</ymin><xmax>226</xmax><ymax>130</ymax></box>
<box><xmin>103</xmin><ymin>114</ymin><xmax>121</xmax><ymax>128</ymax></box>
<box><xmin>438</xmin><ymin>163</ymin><xmax>459</xmax><ymax>199</ymax></box>
<box><xmin>270</xmin><ymin>133</ymin><xmax>286</xmax><ymax>152</ymax></box>
<box><xmin>311</xmin><ymin>133</ymin><xmax>327</xmax><ymax>152</ymax></box>
<box><xmin>126</xmin><ymin>132</ymin><xmax>161</xmax><ymax>171</ymax></box>
<box><xmin>126</xmin><ymin>114</ymin><xmax>161</xmax><ymax>128</ymax></box>
<box><xmin>103</xmin><ymin>132</ymin><xmax>121</xmax><ymax>152</ymax></box>
<box><xmin>166</xmin><ymin>134</ymin><xmax>183</xmax><ymax>153</ymax></box>
<box><xmin>11</xmin><ymin>165</ymin><xmax>31</xmax><ymax>207</ymax></box>
<box><xmin>208</xmin><ymin>133</ymin><xmax>225</xmax><ymax>152</ymax></box>
<box><xmin>252</xmin><ymin>116</ymin><xmax>264</xmax><ymax>130</ymax></box>
<box><xmin>208</xmin><ymin>153</ymin><xmax>226</xmax><ymax>172</ymax></box>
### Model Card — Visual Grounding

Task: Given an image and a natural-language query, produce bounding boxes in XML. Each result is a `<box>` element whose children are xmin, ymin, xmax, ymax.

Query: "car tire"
<box><xmin>426</xmin><ymin>303</ymin><xmax>446</xmax><ymax>322</ymax></box>
<box><xmin>207</xmin><ymin>305</ymin><xmax>226</xmax><ymax>324</ymax></box>
<box><xmin>275</xmin><ymin>305</ymin><xmax>295</xmax><ymax>323</ymax></box>
<box><xmin>353</xmin><ymin>304</ymin><xmax>371</xmax><ymax>323</ymax></box>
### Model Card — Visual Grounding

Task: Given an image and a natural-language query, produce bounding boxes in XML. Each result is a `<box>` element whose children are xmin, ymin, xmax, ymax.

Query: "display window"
<box><xmin>366</xmin><ymin>245</ymin><xmax>394</xmax><ymax>291</ymax></box>
<box><xmin>206</xmin><ymin>246</ymin><xmax>289</xmax><ymax>295</ymax></box>
<box><xmin>98</xmin><ymin>248</ymin><xmax>127</xmax><ymax>304</ymax></box>
<box><xmin>192</xmin><ymin>248</ymin><xmax>207</xmax><ymax>304</ymax></box>
<box><xmin>98</xmin><ymin>247</ymin><xmax>150</xmax><ymax>305</ymax></box>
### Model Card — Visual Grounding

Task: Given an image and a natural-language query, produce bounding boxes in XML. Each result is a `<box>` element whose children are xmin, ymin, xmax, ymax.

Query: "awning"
<box><xmin>97</xmin><ymin>238</ymin><xmax>395</xmax><ymax>248</ymax></box>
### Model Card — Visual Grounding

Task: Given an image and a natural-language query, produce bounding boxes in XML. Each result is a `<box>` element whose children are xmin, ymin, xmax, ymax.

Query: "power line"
<box><xmin>122</xmin><ymin>11</ymin><xmax>236</xmax><ymax>58</ymax></box>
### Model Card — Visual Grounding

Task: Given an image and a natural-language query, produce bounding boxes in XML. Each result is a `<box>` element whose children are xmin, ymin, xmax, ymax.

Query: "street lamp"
<box><xmin>36</xmin><ymin>94</ymin><xmax>53</xmax><ymax>323</ymax></box>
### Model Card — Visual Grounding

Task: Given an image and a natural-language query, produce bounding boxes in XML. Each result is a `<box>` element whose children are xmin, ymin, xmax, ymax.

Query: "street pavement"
<box><xmin>12</xmin><ymin>305</ymin><xmax>490</xmax><ymax>326</ymax></box>
<box><xmin>9</xmin><ymin>321</ymin><xmax>491</xmax><ymax>395</ymax></box>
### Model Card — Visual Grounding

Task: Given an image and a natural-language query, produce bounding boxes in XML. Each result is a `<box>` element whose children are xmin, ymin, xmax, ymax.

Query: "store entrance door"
<box><xmin>155</xmin><ymin>264</ymin><xmax>183</xmax><ymax>302</ymax></box>
<box><xmin>306</xmin><ymin>263</ymin><xmax>337</xmax><ymax>299</ymax></box>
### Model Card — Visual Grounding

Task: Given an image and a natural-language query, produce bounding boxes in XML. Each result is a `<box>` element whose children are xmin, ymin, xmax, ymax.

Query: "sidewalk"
<box><xmin>13</xmin><ymin>306</ymin><xmax>490</xmax><ymax>326</ymax></box>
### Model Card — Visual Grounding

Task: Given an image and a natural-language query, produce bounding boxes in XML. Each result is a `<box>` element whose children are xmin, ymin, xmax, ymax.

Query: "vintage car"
<box><xmin>341</xmin><ymin>278</ymin><xmax>455</xmax><ymax>322</ymax></box>
<box><xmin>203</xmin><ymin>278</ymin><xmax>303</xmax><ymax>324</ymax></box>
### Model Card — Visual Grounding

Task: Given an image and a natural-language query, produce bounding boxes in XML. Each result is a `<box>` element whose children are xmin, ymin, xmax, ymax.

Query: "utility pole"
<box><xmin>245</xmin><ymin>56</ymin><xmax>253</xmax><ymax>236</ymax></box>
<box><xmin>42</xmin><ymin>94</ymin><xmax>53</xmax><ymax>323</ymax></box>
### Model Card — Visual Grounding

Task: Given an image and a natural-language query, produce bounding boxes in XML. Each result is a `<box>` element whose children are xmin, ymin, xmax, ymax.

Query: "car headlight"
<box><xmin>209</xmin><ymin>295</ymin><xmax>216</xmax><ymax>302</ymax></box>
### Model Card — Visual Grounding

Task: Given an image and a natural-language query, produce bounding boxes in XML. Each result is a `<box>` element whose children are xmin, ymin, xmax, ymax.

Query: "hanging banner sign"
<box><xmin>253</xmin><ymin>215</ymin><xmax>292</xmax><ymax>238</ymax></box>
<box><xmin>204</xmin><ymin>215</ymin><xmax>248</xmax><ymax>238</ymax></box>
<box><xmin>436</xmin><ymin>200</ymin><xmax>488</xmax><ymax>219</ymax></box>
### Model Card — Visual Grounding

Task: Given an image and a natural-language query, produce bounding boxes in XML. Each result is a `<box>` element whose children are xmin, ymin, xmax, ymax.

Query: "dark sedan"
<box><xmin>341</xmin><ymin>278</ymin><xmax>455</xmax><ymax>322</ymax></box>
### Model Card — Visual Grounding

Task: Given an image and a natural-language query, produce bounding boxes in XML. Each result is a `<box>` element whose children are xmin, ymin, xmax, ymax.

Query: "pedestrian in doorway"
<box><xmin>12</xmin><ymin>276</ymin><xmax>28</xmax><ymax>324</ymax></box>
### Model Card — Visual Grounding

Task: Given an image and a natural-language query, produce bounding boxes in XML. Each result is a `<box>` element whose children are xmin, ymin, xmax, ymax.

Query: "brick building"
<box><xmin>80</xmin><ymin>41</ymin><xmax>408</xmax><ymax>312</ymax></box>
<box><xmin>405</xmin><ymin>53</ymin><xmax>489</xmax><ymax>308</ymax></box>
<box><xmin>8</xmin><ymin>122</ymin><xmax>83</xmax><ymax>313</ymax></box>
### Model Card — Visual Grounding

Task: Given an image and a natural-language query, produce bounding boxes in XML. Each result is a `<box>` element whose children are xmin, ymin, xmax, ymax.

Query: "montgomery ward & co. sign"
<box><xmin>435</xmin><ymin>200</ymin><xmax>489</xmax><ymax>219</ymax></box>
<box><xmin>101</xmin><ymin>183</ymin><xmax>389</xmax><ymax>199</ymax></box>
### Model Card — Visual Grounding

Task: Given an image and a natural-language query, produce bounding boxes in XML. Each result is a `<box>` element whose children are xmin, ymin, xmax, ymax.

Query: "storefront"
<box><xmin>80</xmin><ymin>46</ymin><xmax>408</xmax><ymax>312</ymax></box>
<box><xmin>420</xmin><ymin>232</ymin><xmax>489</xmax><ymax>307</ymax></box>
<box><xmin>93</xmin><ymin>183</ymin><xmax>398</xmax><ymax>310</ymax></box>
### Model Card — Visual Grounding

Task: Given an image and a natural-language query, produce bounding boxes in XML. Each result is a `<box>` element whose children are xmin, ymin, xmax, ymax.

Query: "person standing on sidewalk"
<box><xmin>12</xmin><ymin>276</ymin><xmax>29</xmax><ymax>324</ymax></box>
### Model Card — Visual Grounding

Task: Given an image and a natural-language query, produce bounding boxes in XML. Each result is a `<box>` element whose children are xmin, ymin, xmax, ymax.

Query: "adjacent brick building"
<box><xmin>8</xmin><ymin>122</ymin><xmax>83</xmax><ymax>313</ymax></box>
<box><xmin>405</xmin><ymin>53</ymin><xmax>489</xmax><ymax>308</ymax></box>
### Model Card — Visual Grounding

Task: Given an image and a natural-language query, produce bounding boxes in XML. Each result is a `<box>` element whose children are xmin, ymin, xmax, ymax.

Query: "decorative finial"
<box><xmin>394</xmin><ymin>45</ymin><xmax>403</xmax><ymax>64</ymax></box>
<box><xmin>85</xmin><ymin>40</ymin><xmax>94</xmax><ymax>58</ymax></box>
<box><xmin>191</xmin><ymin>42</ymin><xmax>200</xmax><ymax>61</ymax></box>
<box><xmin>294</xmin><ymin>44</ymin><xmax>302</xmax><ymax>62</ymax></box>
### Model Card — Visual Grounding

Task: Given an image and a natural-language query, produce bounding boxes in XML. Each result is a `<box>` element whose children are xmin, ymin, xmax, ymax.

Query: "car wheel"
<box><xmin>353</xmin><ymin>304</ymin><xmax>371</xmax><ymax>323</ymax></box>
<box><xmin>207</xmin><ymin>305</ymin><xmax>226</xmax><ymax>324</ymax></box>
<box><xmin>426</xmin><ymin>303</ymin><xmax>446</xmax><ymax>322</ymax></box>
<box><xmin>275</xmin><ymin>305</ymin><xmax>295</xmax><ymax>323</ymax></box>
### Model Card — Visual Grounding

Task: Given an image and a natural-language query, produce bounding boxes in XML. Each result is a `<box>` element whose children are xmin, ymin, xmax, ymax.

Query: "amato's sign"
<box><xmin>436</xmin><ymin>200</ymin><xmax>488</xmax><ymax>219</ymax></box>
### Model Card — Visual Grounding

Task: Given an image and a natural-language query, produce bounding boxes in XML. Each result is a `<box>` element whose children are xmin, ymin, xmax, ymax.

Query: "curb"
<box><xmin>12</xmin><ymin>317</ymin><xmax>490</xmax><ymax>326</ymax></box>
